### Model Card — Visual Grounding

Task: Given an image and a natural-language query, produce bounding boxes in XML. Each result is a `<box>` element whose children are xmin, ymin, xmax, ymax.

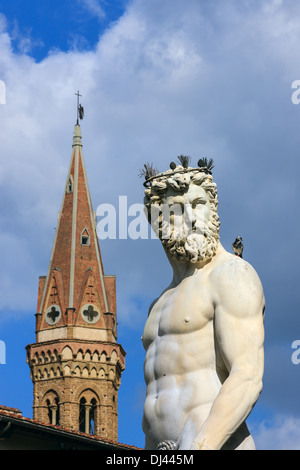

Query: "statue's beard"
<box><xmin>159</xmin><ymin>219</ymin><xmax>219</xmax><ymax>263</ymax></box>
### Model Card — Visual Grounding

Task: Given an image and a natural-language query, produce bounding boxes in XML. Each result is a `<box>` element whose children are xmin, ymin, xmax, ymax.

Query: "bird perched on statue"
<box><xmin>232</xmin><ymin>236</ymin><xmax>243</xmax><ymax>258</ymax></box>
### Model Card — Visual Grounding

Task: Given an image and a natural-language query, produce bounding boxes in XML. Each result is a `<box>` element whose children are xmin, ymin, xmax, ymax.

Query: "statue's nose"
<box><xmin>184</xmin><ymin>204</ymin><xmax>196</xmax><ymax>224</ymax></box>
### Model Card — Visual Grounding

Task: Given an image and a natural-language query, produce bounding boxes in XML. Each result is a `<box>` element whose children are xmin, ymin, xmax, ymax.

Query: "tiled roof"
<box><xmin>0</xmin><ymin>405</ymin><xmax>141</xmax><ymax>450</ymax></box>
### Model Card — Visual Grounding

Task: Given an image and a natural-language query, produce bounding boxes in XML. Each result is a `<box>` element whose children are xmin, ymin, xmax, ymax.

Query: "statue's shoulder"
<box><xmin>208</xmin><ymin>249</ymin><xmax>265</xmax><ymax>317</ymax></box>
<box><xmin>209</xmin><ymin>249</ymin><xmax>264</xmax><ymax>296</ymax></box>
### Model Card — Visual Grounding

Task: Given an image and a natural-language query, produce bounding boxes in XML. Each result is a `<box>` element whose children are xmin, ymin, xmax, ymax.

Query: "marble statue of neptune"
<box><xmin>141</xmin><ymin>159</ymin><xmax>265</xmax><ymax>450</ymax></box>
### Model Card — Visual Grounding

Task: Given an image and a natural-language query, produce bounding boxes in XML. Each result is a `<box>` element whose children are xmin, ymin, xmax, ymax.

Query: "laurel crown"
<box><xmin>139</xmin><ymin>156</ymin><xmax>214</xmax><ymax>187</ymax></box>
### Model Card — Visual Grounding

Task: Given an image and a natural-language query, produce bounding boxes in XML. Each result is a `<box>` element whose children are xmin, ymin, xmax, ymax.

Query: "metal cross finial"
<box><xmin>75</xmin><ymin>90</ymin><xmax>84</xmax><ymax>124</ymax></box>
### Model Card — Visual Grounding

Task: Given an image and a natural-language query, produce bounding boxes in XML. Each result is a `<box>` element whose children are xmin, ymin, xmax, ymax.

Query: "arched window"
<box><xmin>78</xmin><ymin>392</ymin><xmax>98</xmax><ymax>435</ymax></box>
<box><xmin>79</xmin><ymin>397</ymin><xmax>87</xmax><ymax>433</ymax></box>
<box><xmin>45</xmin><ymin>392</ymin><xmax>60</xmax><ymax>425</ymax></box>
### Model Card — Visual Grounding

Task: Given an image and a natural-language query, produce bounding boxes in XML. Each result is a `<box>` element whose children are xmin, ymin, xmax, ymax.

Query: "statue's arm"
<box><xmin>190</xmin><ymin>260</ymin><xmax>265</xmax><ymax>450</ymax></box>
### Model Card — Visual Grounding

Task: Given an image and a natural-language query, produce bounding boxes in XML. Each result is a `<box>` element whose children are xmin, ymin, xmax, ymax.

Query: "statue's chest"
<box><xmin>144</xmin><ymin>277</ymin><xmax>214</xmax><ymax>341</ymax></box>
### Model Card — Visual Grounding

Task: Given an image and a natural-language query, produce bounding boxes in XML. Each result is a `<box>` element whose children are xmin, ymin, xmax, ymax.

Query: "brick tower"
<box><xmin>26</xmin><ymin>120</ymin><xmax>125</xmax><ymax>442</ymax></box>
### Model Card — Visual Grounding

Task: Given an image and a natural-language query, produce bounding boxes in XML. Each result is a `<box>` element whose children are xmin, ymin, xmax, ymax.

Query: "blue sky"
<box><xmin>0</xmin><ymin>0</ymin><xmax>300</xmax><ymax>450</ymax></box>
<box><xmin>0</xmin><ymin>0</ymin><xmax>126</xmax><ymax>60</ymax></box>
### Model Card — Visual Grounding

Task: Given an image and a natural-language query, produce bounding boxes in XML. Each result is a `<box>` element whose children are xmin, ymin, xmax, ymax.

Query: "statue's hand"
<box><xmin>189</xmin><ymin>440</ymin><xmax>212</xmax><ymax>451</ymax></box>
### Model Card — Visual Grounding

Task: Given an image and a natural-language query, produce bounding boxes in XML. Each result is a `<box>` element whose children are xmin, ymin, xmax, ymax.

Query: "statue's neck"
<box><xmin>169</xmin><ymin>259</ymin><xmax>209</xmax><ymax>286</ymax></box>
<box><xmin>166</xmin><ymin>243</ymin><xmax>225</xmax><ymax>286</ymax></box>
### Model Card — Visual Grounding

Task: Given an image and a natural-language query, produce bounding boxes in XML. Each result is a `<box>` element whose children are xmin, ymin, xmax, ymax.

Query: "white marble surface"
<box><xmin>142</xmin><ymin>171</ymin><xmax>265</xmax><ymax>450</ymax></box>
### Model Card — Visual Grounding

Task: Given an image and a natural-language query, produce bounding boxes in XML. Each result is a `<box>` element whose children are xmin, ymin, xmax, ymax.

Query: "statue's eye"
<box><xmin>192</xmin><ymin>198</ymin><xmax>206</xmax><ymax>209</ymax></box>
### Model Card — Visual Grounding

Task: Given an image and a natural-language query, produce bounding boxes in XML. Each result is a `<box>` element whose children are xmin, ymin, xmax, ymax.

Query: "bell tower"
<box><xmin>26</xmin><ymin>113</ymin><xmax>125</xmax><ymax>441</ymax></box>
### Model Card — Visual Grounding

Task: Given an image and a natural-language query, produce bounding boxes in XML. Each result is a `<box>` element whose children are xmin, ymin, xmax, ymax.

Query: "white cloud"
<box><xmin>253</xmin><ymin>415</ymin><xmax>300</xmax><ymax>450</ymax></box>
<box><xmin>79</xmin><ymin>0</ymin><xmax>106</xmax><ymax>20</ymax></box>
<box><xmin>0</xmin><ymin>0</ymin><xmax>300</xmax><ymax>331</ymax></box>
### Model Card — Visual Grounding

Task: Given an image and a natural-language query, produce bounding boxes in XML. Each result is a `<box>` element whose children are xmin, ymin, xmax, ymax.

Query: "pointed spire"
<box><xmin>27</xmin><ymin>115</ymin><xmax>126</xmax><ymax>441</ymax></box>
<box><xmin>37</xmin><ymin>123</ymin><xmax>111</xmax><ymax>335</ymax></box>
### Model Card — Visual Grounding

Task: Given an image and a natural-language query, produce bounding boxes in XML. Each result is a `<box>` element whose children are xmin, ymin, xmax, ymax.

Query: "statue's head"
<box><xmin>142</xmin><ymin>157</ymin><xmax>220</xmax><ymax>263</ymax></box>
